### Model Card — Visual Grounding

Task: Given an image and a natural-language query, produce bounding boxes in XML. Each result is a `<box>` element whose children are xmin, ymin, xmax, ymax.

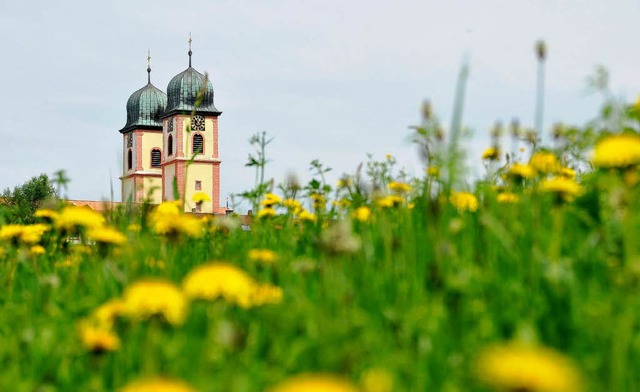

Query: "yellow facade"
<box><xmin>184</xmin><ymin>163</ymin><xmax>214</xmax><ymax>213</ymax></box>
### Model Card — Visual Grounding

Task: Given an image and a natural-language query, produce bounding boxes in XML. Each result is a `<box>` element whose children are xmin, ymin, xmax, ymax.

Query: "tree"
<box><xmin>1</xmin><ymin>174</ymin><xmax>57</xmax><ymax>224</ymax></box>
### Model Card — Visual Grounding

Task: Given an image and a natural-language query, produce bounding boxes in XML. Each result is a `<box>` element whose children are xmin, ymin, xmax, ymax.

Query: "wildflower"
<box><xmin>297</xmin><ymin>210</ymin><xmax>317</xmax><ymax>222</ymax></box>
<box><xmin>87</xmin><ymin>226</ymin><xmax>127</xmax><ymax>246</ymax></box>
<box><xmin>191</xmin><ymin>191</ymin><xmax>211</xmax><ymax>204</ymax></box>
<box><xmin>29</xmin><ymin>245</ymin><xmax>46</xmax><ymax>257</ymax></box>
<box><xmin>248</xmin><ymin>248</ymin><xmax>278</xmax><ymax>264</ymax></box>
<box><xmin>482</xmin><ymin>147</ymin><xmax>500</xmax><ymax>161</ymax></box>
<box><xmin>282</xmin><ymin>199</ymin><xmax>302</xmax><ymax>214</ymax></box>
<box><xmin>497</xmin><ymin>192</ymin><xmax>519</xmax><ymax>204</ymax></box>
<box><xmin>257</xmin><ymin>207</ymin><xmax>277</xmax><ymax>219</ymax></box>
<box><xmin>539</xmin><ymin>177</ymin><xmax>584</xmax><ymax>202</ymax></box>
<box><xmin>261</xmin><ymin>193</ymin><xmax>282</xmax><ymax>208</ymax></box>
<box><xmin>530</xmin><ymin>151</ymin><xmax>560</xmax><ymax>174</ymax></box>
<box><xmin>250</xmin><ymin>283</ymin><xmax>283</xmax><ymax>306</ymax></box>
<box><xmin>336</xmin><ymin>178</ymin><xmax>352</xmax><ymax>188</ymax></box>
<box><xmin>0</xmin><ymin>224</ymin><xmax>24</xmax><ymax>243</ymax></box>
<box><xmin>122</xmin><ymin>279</ymin><xmax>188</xmax><ymax>326</ymax></box>
<box><xmin>155</xmin><ymin>201</ymin><xmax>181</xmax><ymax>215</ymax></box>
<box><xmin>310</xmin><ymin>193</ymin><xmax>326</xmax><ymax>210</ymax></box>
<box><xmin>268</xmin><ymin>374</ymin><xmax>358</xmax><ymax>392</ymax></box>
<box><xmin>450</xmin><ymin>192</ymin><xmax>479</xmax><ymax>212</ymax></box>
<box><xmin>559</xmin><ymin>167</ymin><xmax>576</xmax><ymax>179</ymax></box>
<box><xmin>506</xmin><ymin>163</ymin><xmax>536</xmax><ymax>181</ymax></box>
<box><xmin>34</xmin><ymin>209</ymin><xmax>59</xmax><ymax>222</ymax></box>
<box><xmin>353</xmin><ymin>206</ymin><xmax>371</xmax><ymax>223</ymax></box>
<box><xmin>183</xmin><ymin>262</ymin><xmax>256</xmax><ymax>308</ymax></box>
<box><xmin>55</xmin><ymin>206</ymin><xmax>105</xmax><ymax>231</ymax></box>
<box><xmin>593</xmin><ymin>133</ymin><xmax>640</xmax><ymax>168</ymax></box>
<box><xmin>332</xmin><ymin>199</ymin><xmax>351</xmax><ymax>210</ymax></box>
<box><xmin>427</xmin><ymin>166</ymin><xmax>440</xmax><ymax>178</ymax></box>
<box><xmin>376</xmin><ymin>195</ymin><xmax>403</xmax><ymax>208</ymax></box>
<box><xmin>78</xmin><ymin>320</ymin><xmax>120</xmax><ymax>354</ymax></box>
<box><xmin>150</xmin><ymin>209</ymin><xmax>203</xmax><ymax>238</ymax></box>
<box><xmin>388</xmin><ymin>181</ymin><xmax>412</xmax><ymax>193</ymax></box>
<box><xmin>475</xmin><ymin>343</ymin><xmax>582</xmax><ymax>392</ymax></box>
<box><xmin>93</xmin><ymin>299</ymin><xmax>125</xmax><ymax>328</ymax></box>
<box><xmin>127</xmin><ymin>223</ymin><xmax>141</xmax><ymax>232</ymax></box>
<box><xmin>119</xmin><ymin>378</ymin><xmax>197</xmax><ymax>392</ymax></box>
<box><xmin>20</xmin><ymin>224</ymin><xmax>50</xmax><ymax>244</ymax></box>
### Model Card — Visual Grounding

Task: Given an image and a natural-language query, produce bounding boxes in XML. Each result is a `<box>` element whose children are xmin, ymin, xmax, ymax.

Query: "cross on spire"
<box><xmin>188</xmin><ymin>32</ymin><xmax>193</xmax><ymax>67</ymax></box>
<box><xmin>147</xmin><ymin>49</ymin><xmax>151</xmax><ymax>84</ymax></box>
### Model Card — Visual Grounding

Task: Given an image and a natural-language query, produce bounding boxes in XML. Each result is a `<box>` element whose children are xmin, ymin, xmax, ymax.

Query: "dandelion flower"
<box><xmin>257</xmin><ymin>207</ymin><xmax>277</xmax><ymax>219</ymax></box>
<box><xmin>297</xmin><ymin>210</ymin><xmax>317</xmax><ymax>222</ymax></box>
<box><xmin>119</xmin><ymin>378</ymin><xmax>197</xmax><ymax>392</ymax></box>
<box><xmin>310</xmin><ymin>193</ymin><xmax>326</xmax><ymax>210</ymax></box>
<box><xmin>427</xmin><ymin>166</ymin><xmax>440</xmax><ymax>178</ymax></box>
<box><xmin>450</xmin><ymin>192</ymin><xmax>479</xmax><ymax>212</ymax></box>
<box><xmin>29</xmin><ymin>245</ymin><xmax>46</xmax><ymax>257</ymax></box>
<box><xmin>507</xmin><ymin>164</ymin><xmax>536</xmax><ymax>181</ymax></box>
<box><xmin>150</xmin><ymin>213</ymin><xmax>203</xmax><ymax>238</ymax></box>
<box><xmin>559</xmin><ymin>167</ymin><xmax>576</xmax><ymax>179</ymax></box>
<box><xmin>34</xmin><ymin>209</ymin><xmax>59</xmax><ymax>222</ymax></box>
<box><xmin>388</xmin><ymin>181</ymin><xmax>412</xmax><ymax>193</ymax></box>
<box><xmin>191</xmin><ymin>192</ymin><xmax>211</xmax><ymax>204</ymax></box>
<box><xmin>78</xmin><ymin>320</ymin><xmax>120</xmax><ymax>354</ymax></box>
<box><xmin>475</xmin><ymin>343</ymin><xmax>582</xmax><ymax>392</ymax></box>
<box><xmin>539</xmin><ymin>177</ymin><xmax>584</xmax><ymax>202</ymax></box>
<box><xmin>250</xmin><ymin>283</ymin><xmax>283</xmax><ymax>306</ymax></box>
<box><xmin>376</xmin><ymin>195</ymin><xmax>403</xmax><ymax>208</ymax></box>
<box><xmin>268</xmin><ymin>374</ymin><xmax>358</xmax><ymax>392</ymax></box>
<box><xmin>497</xmin><ymin>192</ymin><xmax>519</xmax><ymax>204</ymax></box>
<box><xmin>248</xmin><ymin>249</ymin><xmax>278</xmax><ymax>264</ymax></box>
<box><xmin>530</xmin><ymin>151</ymin><xmax>560</xmax><ymax>174</ymax></box>
<box><xmin>20</xmin><ymin>224</ymin><xmax>50</xmax><ymax>244</ymax></box>
<box><xmin>593</xmin><ymin>133</ymin><xmax>640</xmax><ymax>168</ymax></box>
<box><xmin>183</xmin><ymin>262</ymin><xmax>256</xmax><ymax>308</ymax></box>
<box><xmin>122</xmin><ymin>279</ymin><xmax>188</xmax><ymax>326</ymax></box>
<box><xmin>87</xmin><ymin>226</ymin><xmax>127</xmax><ymax>245</ymax></box>
<box><xmin>155</xmin><ymin>201</ymin><xmax>182</xmax><ymax>215</ymax></box>
<box><xmin>482</xmin><ymin>147</ymin><xmax>500</xmax><ymax>161</ymax></box>
<box><xmin>261</xmin><ymin>193</ymin><xmax>282</xmax><ymax>208</ymax></box>
<box><xmin>282</xmin><ymin>199</ymin><xmax>302</xmax><ymax>214</ymax></box>
<box><xmin>353</xmin><ymin>206</ymin><xmax>371</xmax><ymax>223</ymax></box>
<box><xmin>93</xmin><ymin>299</ymin><xmax>125</xmax><ymax>328</ymax></box>
<box><xmin>55</xmin><ymin>206</ymin><xmax>105</xmax><ymax>231</ymax></box>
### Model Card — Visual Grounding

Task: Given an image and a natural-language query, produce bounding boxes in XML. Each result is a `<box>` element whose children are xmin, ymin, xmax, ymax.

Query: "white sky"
<box><xmin>1</xmin><ymin>0</ymin><xmax>638</xmax><ymax>211</ymax></box>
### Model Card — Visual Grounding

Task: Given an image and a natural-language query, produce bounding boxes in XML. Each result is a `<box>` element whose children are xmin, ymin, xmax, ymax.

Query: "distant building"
<box><xmin>118</xmin><ymin>41</ymin><xmax>226</xmax><ymax>214</ymax></box>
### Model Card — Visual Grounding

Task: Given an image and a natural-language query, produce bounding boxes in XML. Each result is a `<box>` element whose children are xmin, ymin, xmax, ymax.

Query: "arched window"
<box><xmin>193</xmin><ymin>134</ymin><xmax>204</xmax><ymax>154</ymax></box>
<box><xmin>168</xmin><ymin>135</ymin><xmax>173</xmax><ymax>156</ymax></box>
<box><xmin>127</xmin><ymin>149</ymin><xmax>133</xmax><ymax>170</ymax></box>
<box><xmin>151</xmin><ymin>149</ymin><xmax>161</xmax><ymax>168</ymax></box>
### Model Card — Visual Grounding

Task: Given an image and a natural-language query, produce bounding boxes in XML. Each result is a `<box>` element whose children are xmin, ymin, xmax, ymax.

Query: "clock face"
<box><xmin>192</xmin><ymin>115</ymin><xmax>205</xmax><ymax>132</ymax></box>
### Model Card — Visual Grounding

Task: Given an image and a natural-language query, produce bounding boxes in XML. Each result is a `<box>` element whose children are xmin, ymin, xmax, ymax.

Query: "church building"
<box><xmin>118</xmin><ymin>41</ymin><xmax>226</xmax><ymax>214</ymax></box>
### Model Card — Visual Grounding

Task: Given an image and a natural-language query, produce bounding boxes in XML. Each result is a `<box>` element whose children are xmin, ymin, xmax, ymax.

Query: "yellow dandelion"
<box><xmin>122</xmin><ymin>279</ymin><xmax>188</xmax><ymax>326</ymax></box>
<box><xmin>497</xmin><ymin>192</ymin><xmax>519</xmax><ymax>204</ymax></box>
<box><xmin>482</xmin><ymin>147</ymin><xmax>500</xmax><ymax>161</ymax></box>
<box><xmin>248</xmin><ymin>248</ymin><xmax>278</xmax><ymax>264</ymax></box>
<box><xmin>427</xmin><ymin>166</ymin><xmax>440</xmax><ymax>178</ymax></box>
<box><xmin>297</xmin><ymin>209</ymin><xmax>317</xmax><ymax>222</ymax></box>
<box><xmin>476</xmin><ymin>343</ymin><xmax>582</xmax><ymax>392</ymax></box>
<box><xmin>191</xmin><ymin>192</ymin><xmax>211</xmax><ymax>204</ymax></box>
<box><xmin>376</xmin><ymin>195</ymin><xmax>404</xmax><ymax>208</ymax></box>
<box><xmin>250</xmin><ymin>283</ymin><xmax>283</xmax><ymax>306</ymax></box>
<box><xmin>0</xmin><ymin>224</ymin><xmax>24</xmax><ymax>243</ymax></box>
<box><xmin>593</xmin><ymin>133</ymin><xmax>640</xmax><ymax>168</ymax></box>
<box><xmin>150</xmin><ymin>213</ymin><xmax>203</xmax><ymax>238</ymax></box>
<box><xmin>559</xmin><ymin>167</ymin><xmax>576</xmax><ymax>179</ymax></box>
<box><xmin>332</xmin><ymin>199</ymin><xmax>351</xmax><ymax>210</ymax></box>
<box><xmin>20</xmin><ymin>224</ymin><xmax>50</xmax><ymax>244</ymax></box>
<box><xmin>34</xmin><ymin>209</ymin><xmax>59</xmax><ymax>221</ymax></box>
<box><xmin>29</xmin><ymin>245</ymin><xmax>46</xmax><ymax>257</ymax></box>
<box><xmin>530</xmin><ymin>151</ymin><xmax>561</xmax><ymax>174</ymax></box>
<box><xmin>93</xmin><ymin>299</ymin><xmax>125</xmax><ymax>328</ymax></box>
<box><xmin>336</xmin><ymin>178</ymin><xmax>352</xmax><ymax>188</ymax></box>
<box><xmin>55</xmin><ymin>206</ymin><xmax>105</xmax><ymax>231</ymax></box>
<box><xmin>87</xmin><ymin>226</ymin><xmax>127</xmax><ymax>245</ymax></box>
<box><xmin>261</xmin><ymin>193</ymin><xmax>282</xmax><ymax>208</ymax></box>
<box><xmin>450</xmin><ymin>192</ymin><xmax>479</xmax><ymax>212</ymax></box>
<box><xmin>282</xmin><ymin>198</ymin><xmax>302</xmax><ymax>213</ymax></box>
<box><xmin>539</xmin><ymin>177</ymin><xmax>584</xmax><ymax>202</ymax></box>
<box><xmin>119</xmin><ymin>377</ymin><xmax>197</xmax><ymax>392</ymax></box>
<box><xmin>127</xmin><ymin>223</ymin><xmax>142</xmax><ymax>232</ymax></box>
<box><xmin>78</xmin><ymin>320</ymin><xmax>120</xmax><ymax>354</ymax></box>
<box><xmin>310</xmin><ymin>193</ymin><xmax>326</xmax><ymax>210</ymax></box>
<box><xmin>353</xmin><ymin>206</ymin><xmax>371</xmax><ymax>223</ymax></box>
<box><xmin>507</xmin><ymin>163</ymin><xmax>536</xmax><ymax>180</ymax></box>
<box><xmin>268</xmin><ymin>374</ymin><xmax>358</xmax><ymax>392</ymax></box>
<box><xmin>257</xmin><ymin>207</ymin><xmax>277</xmax><ymax>219</ymax></box>
<box><xmin>155</xmin><ymin>201</ymin><xmax>181</xmax><ymax>215</ymax></box>
<box><xmin>388</xmin><ymin>181</ymin><xmax>412</xmax><ymax>193</ymax></box>
<box><xmin>183</xmin><ymin>262</ymin><xmax>256</xmax><ymax>308</ymax></box>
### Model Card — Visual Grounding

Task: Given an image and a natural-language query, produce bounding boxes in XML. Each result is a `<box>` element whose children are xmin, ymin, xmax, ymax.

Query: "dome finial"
<box><xmin>188</xmin><ymin>32</ymin><xmax>193</xmax><ymax>67</ymax></box>
<box><xmin>147</xmin><ymin>49</ymin><xmax>152</xmax><ymax>84</ymax></box>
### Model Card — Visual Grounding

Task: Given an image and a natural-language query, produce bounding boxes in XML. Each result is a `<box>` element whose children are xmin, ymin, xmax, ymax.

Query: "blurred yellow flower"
<box><xmin>150</xmin><ymin>211</ymin><xmax>203</xmax><ymax>238</ymax></box>
<box><xmin>261</xmin><ymin>193</ymin><xmax>282</xmax><ymax>208</ymax></box>
<box><xmin>332</xmin><ymin>199</ymin><xmax>351</xmax><ymax>210</ymax></box>
<box><xmin>122</xmin><ymin>279</ymin><xmax>188</xmax><ymax>326</ymax></box>
<box><xmin>310</xmin><ymin>193</ymin><xmax>326</xmax><ymax>210</ymax></box>
<box><xmin>376</xmin><ymin>195</ymin><xmax>403</xmax><ymax>208</ymax></box>
<box><xmin>497</xmin><ymin>192</ymin><xmax>519</xmax><ymax>204</ymax></box>
<box><xmin>507</xmin><ymin>164</ymin><xmax>536</xmax><ymax>180</ymax></box>
<box><xmin>388</xmin><ymin>181</ymin><xmax>412</xmax><ymax>193</ymax></box>
<box><xmin>248</xmin><ymin>248</ymin><xmax>278</xmax><ymax>264</ymax></box>
<box><xmin>559</xmin><ymin>167</ymin><xmax>576</xmax><ymax>179</ymax></box>
<box><xmin>127</xmin><ymin>223</ymin><xmax>142</xmax><ymax>232</ymax></box>
<box><xmin>450</xmin><ymin>192</ymin><xmax>479</xmax><ymax>212</ymax></box>
<box><xmin>29</xmin><ymin>245</ymin><xmax>46</xmax><ymax>257</ymax></box>
<box><xmin>427</xmin><ymin>166</ymin><xmax>440</xmax><ymax>177</ymax></box>
<box><xmin>55</xmin><ymin>206</ymin><xmax>105</xmax><ymax>231</ymax></box>
<box><xmin>191</xmin><ymin>192</ymin><xmax>211</xmax><ymax>203</ymax></box>
<box><xmin>476</xmin><ymin>343</ymin><xmax>582</xmax><ymax>392</ymax></box>
<box><xmin>183</xmin><ymin>262</ymin><xmax>256</xmax><ymax>308</ymax></box>
<box><xmin>593</xmin><ymin>133</ymin><xmax>640</xmax><ymax>168</ymax></box>
<box><xmin>257</xmin><ymin>207</ymin><xmax>277</xmax><ymax>219</ymax></box>
<box><xmin>250</xmin><ymin>283</ymin><xmax>283</xmax><ymax>306</ymax></box>
<box><xmin>268</xmin><ymin>374</ymin><xmax>358</xmax><ymax>392</ymax></box>
<box><xmin>119</xmin><ymin>378</ymin><xmax>197</xmax><ymax>392</ymax></box>
<box><xmin>93</xmin><ymin>299</ymin><xmax>125</xmax><ymax>328</ymax></box>
<box><xmin>353</xmin><ymin>206</ymin><xmax>371</xmax><ymax>222</ymax></box>
<box><xmin>87</xmin><ymin>226</ymin><xmax>127</xmax><ymax>245</ymax></box>
<box><xmin>155</xmin><ymin>201</ymin><xmax>181</xmax><ymax>215</ymax></box>
<box><xmin>298</xmin><ymin>210</ymin><xmax>317</xmax><ymax>222</ymax></box>
<box><xmin>78</xmin><ymin>320</ymin><xmax>120</xmax><ymax>354</ymax></box>
<box><xmin>336</xmin><ymin>178</ymin><xmax>352</xmax><ymax>188</ymax></box>
<box><xmin>282</xmin><ymin>198</ymin><xmax>302</xmax><ymax>213</ymax></box>
<box><xmin>0</xmin><ymin>224</ymin><xmax>49</xmax><ymax>245</ymax></box>
<box><xmin>530</xmin><ymin>151</ymin><xmax>560</xmax><ymax>174</ymax></box>
<box><xmin>482</xmin><ymin>147</ymin><xmax>500</xmax><ymax>161</ymax></box>
<box><xmin>34</xmin><ymin>209</ymin><xmax>59</xmax><ymax>221</ymax></box>
<box><xmin>539</xmin><ymin>177</ymin><xmax>584</xmax><ymax>201</ymax></box>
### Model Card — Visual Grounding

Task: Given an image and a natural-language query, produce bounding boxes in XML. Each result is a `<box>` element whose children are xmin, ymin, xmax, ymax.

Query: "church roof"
<box><xmin>119</xmin><ymin>67</ymin><xmax>167</xmax><ymax>133</ymax></box>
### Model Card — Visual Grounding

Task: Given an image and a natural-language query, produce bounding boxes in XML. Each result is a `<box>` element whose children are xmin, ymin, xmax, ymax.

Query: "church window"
<box><xmin>168</xmin><ymin>135</ymin><xmax>173</xmax><ymax>156</ymax></box>
<box><xmin>193</xmin><ymin>134</ymin><xmax>204</xmax><ymax>154</ymax></box>
<box><xmin>127</xmin><ymin>149</ymin><xmax>133</xmax><ymax>170</ymax></box>
<box><xmin>151</xmin><ymin>149</ymin><xmax>161</xmax><ymax>168</ymax></box>
<box><xmin>195</xmin><ymin>180</ymin><xmax>202</xmax><ymax>190</ymax></box>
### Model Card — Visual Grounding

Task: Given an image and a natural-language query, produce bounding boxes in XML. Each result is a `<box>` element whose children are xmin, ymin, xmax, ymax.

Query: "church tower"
<box><xmin>119</xmin><ymin>52</ymin><xmax>166</xmax><ymax>204</ymax></box>
<box><xmin>161</xmin><ymin>38</ymin><xmax>224</xmax><ymax>213</ymax></box>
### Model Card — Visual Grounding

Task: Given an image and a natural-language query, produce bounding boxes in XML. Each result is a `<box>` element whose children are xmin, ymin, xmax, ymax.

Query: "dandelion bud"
<box><xmin>535</xmin><ymin>40</ymin><xmax>547</xmax><ymax>61</ymax></box>
<box><xmin>422</xmin><ymin>100</ymin><xmax>432</xmax><ymax>120</ymax></box>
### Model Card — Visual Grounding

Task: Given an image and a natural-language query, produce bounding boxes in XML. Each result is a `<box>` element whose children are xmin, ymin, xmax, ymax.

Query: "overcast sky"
<box><xmin>1</xmin><ymin>0</ymin><xmax>638</xmax><ymax>211</ymax></box>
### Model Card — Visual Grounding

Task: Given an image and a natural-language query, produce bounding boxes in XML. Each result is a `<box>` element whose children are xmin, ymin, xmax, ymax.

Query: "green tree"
<box><xmin>1</xmin><ymin>174</ymin><xmax>57</xmax><ymax>224</ymax></box>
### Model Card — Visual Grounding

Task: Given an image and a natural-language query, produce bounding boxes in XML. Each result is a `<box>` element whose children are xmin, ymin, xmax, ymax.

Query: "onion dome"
<box><xmin>119</xmin><ymin>59</ymin><xmax>167</xmax><ymax>134</ymax></box>
<box><xmin>164</xmin><ymin>46</ymin><xmax>220</xmax><ymax>116</ymax></box>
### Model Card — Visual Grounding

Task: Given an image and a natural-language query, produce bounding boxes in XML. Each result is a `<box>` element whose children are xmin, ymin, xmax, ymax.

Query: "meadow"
<box><xmin>2</xmin><ymin>68</ymin><xmax>640</xmax><ymax>391</ymax></box>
